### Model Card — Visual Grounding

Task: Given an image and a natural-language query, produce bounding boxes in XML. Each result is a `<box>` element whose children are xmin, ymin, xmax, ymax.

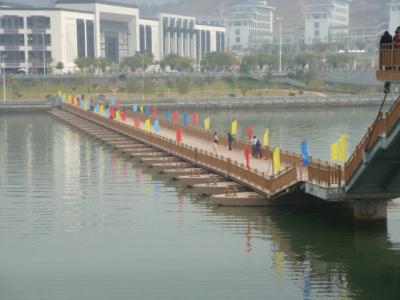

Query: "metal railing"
<box><xmin>379</xmin><ymin>44</ymin><xmax>400</xmax><ymax>70</ymax></box>
<box><xmin>345</xmin><ymin>95</ymin><xmax>400</xmax><ymax>181</ymax></box>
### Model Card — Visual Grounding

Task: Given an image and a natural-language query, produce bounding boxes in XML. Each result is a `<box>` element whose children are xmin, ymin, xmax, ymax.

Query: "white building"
<box><xmin>227</xmin><ymin>0</ymin><xmax>275</xmax><ymax>51</ymax></box>
<box><xmin>389</xmin><ymin>2</ymin><xmax>400</xmax><ymax>34</ymax></box>
<box><xmin>305</xmin><ymin>0</ymin><xmax>350</xmax><ymax>45</ymax></box>
<box><xmin>0</xmin><ymin>0</ymin><xmax>225</xmax><ymax>74</ymax></box>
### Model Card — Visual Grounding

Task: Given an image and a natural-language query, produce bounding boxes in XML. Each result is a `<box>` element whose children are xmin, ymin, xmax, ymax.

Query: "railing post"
<box><xmin>328</xmin><ymin>165</ymin><xmax>331</xmax><ymax>187</ymax></box>
<box><xmin>338</xmin><ymin>165</ymin><xmax>342</xmax><ymax>187</ymax></box>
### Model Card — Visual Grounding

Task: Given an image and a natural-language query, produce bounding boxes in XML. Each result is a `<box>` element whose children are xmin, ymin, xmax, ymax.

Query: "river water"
<box><xmin>0</xmin><ymin>108</ymin><xmax>399</xmax><ymax>300</ymax></box>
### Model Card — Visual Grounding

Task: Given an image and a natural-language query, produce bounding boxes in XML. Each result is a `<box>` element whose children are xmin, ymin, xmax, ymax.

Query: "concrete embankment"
<box><xmin>123</xmin><ymin>94</ymin><xmax>394</xmax><ymax>110</ymax></box>
<box><xmin>0</xmin><ymin>100</ymin><xmax>54</xmax><ymax>112</ymax></box>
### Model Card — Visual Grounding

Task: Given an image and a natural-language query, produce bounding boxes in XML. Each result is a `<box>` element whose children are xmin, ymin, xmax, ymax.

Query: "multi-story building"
<box><xmin>0</xmin><ymin>0</ymin><xmax>226</xmax><ymax>74</ymax></box>
<box><xmin>227</xmin><ymin>0</ymin><xmax>275</xmax><ymax>51</ymax></box>
<box><xmin>305</xmin><ymin>0</ymin><xmax>350</xmax><ymax>45</ymax></box>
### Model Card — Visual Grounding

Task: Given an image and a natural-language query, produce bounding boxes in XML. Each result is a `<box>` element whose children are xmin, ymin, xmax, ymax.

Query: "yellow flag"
<box><xmin>100</xmin><ymin>104</ymin><xmax>104</xmax><ymax>114</ymax></box>
<box><xmin>263</xmin><ymin>128</ymin><xmax>269</xmax><ymax>146</ymax></box>
<box><xmin>204</xmin><ymin>117</ymin><xmax>210</xmax><ymax>130</ymax></box>
<box><xmin>140</xmin><ymin>105</ymin><xmax>144</xmax><ymax>114</ymax></box>
<box><xmin>58</xmin><ymin>90</ymin><xmax>62</xmax><ymax>98</ymax></box>
<box><xmin>231</xmin><ymin>120</ymin><xmax>238</xmax><ymax>135</ymax></box>
<box><xmin>145</xmin><ymin>119</ymin><xmax>151</xmax><ymax>132</ymax></box>
<box><xmin>331</xmin><ymin>143</ymin><xmax>338</xmax><ymax>161</ymax></box>
<box><xmin>116</xmin><ymin>111</ymin><xmax>121</xmax><ymax>121</ymax></box>
<box><xmin>273</xmin><ymin>148</ymin><xmax>281</xmax><ymax>174</ymax></box>
<box><xmin>338</xmin><ymin>135</ymin><xmax>348</xmax><ymax>162</ymax></box>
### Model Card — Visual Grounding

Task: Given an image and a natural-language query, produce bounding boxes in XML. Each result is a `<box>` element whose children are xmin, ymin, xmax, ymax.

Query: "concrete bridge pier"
<box><xmin>353</xmin><ymin>200</ymin><xmax>388</xmax><ymax>225</ymax></box>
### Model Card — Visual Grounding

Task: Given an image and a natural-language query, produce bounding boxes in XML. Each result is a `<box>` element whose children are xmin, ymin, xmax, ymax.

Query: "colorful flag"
<box><xmin>116</xmin><ymin>110</ymin><xmax>121</xmax><ymax>121</ymax></box>
<box><xmin>300</xmin><ymin>140</ymin><xmax>309</xmax><ymax>167</ymax></box>
<box><xmin>132</xmin><ymin>104</ymin><xmax>138</xmax><ymax>112</ymax></box>
<box><xmin>263</xmin><ymin>128</ymin><xmax>269</xmax><ymax>146</ymax></box>
<box><xmin>110</xmin><ymin>96</ymin><xmax>116</xmax><ymax>106</ymax></box>
<box><xmin>247</xmin><ymin>125</ymin><xmax>253</xmax><ymax>140</ymax></box>
<box><xmin>192</xmin><ymin>113</ymin><xmax>199</xmax><ymax>126</ymax></box>
<box><xmin>145</xmin><ymin>119</ymin><xmax>151</xmax><ymax>132</ymax></box>
<box><xmin>165</xmin><ymin>110</ymin><xmax>172</xmax><ymax>122</ymax></box>
<box><xmin>144</xmin><ymin>106</ymin><xmax>150</xmax><ymax>117</ymax></box>
<box><xmin>183</xmin><ymin>112</ymin><xmax>189</xmax><ymax>126</ymax></box>
<box><xmin>100</xmin><ymin>104</ymin><xmax>104</xmax><ymax>114</ymax></box>
<box><xmin>245</xmin><ymin>146</ymin><xmax>250</xmax><ymax>169</ymax></box>
<box><xmin>121</xmin><ymin>111</ymin><xmax>127</xmax><ymax>121</ymax></box>
<box><xmin>134</xmin><ymin>117</ymin><xmax>141</xmax><ymax>128</ymax></box>
<box><xmin>151</xmin><ymin>106</ymin><xmax>157</xmax><ymax>118</ymax></box>
<box><xmin>140</xmin><ymin>105</ymin><xmax>144</xmax><ymax>114</ymax></box>
<box><xmin>94</xmin><ymin>104</ymin><xmax>100</xmax><ymax>114</ymax></box>
<box><xmin>338</xmin><ymin>135</ymin><xmax>348</xmax><ymax>162</ymax></box>
<box><xmin>273</xmin><ymin>148</ymin><xmax>281</xmax><ymax>174</ymax></box>
<box><xmin>231</xmin><ymin>120</ymin><xmax>238</xmax><ymax>135</ymax></box>
<box><xmin>331</xmin><ymin>143</ymin><xmax>338</xmax><ymax>161</ymax></box>
<box><xmin>110</xmin><ymin>107</ymin><xmax>115</xmax><ymax>119</ymax></box>
<box><xmin>176</xmin><ymin>128</ymin><xmax>183</xmax><ymax>143</ymax></box>
<box><xmin>204</xmin><ymin>117</ymin><xmax>210</xmax><ymax>130</ymax></box>
<box><xmin>153</xmin><ymin>120</ymin><xmax>160</xmax><ymax>133</ymax></box>
<box><xmin>172</xmin><ymin>111</ymin><xmax>179</xmax><ymax>122</ymax></box>
<box><xmin>105</xmin><ymin>108</ymin><xmax>110</xmax><ymax>119</ymax></box>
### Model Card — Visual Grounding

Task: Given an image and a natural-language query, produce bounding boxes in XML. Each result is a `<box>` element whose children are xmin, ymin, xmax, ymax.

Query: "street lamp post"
<box><xmin>42</xmin><ymin>32</ymin><xmax>46</xmax><ymax>75</ymax></box>
<box><xmin>277</xmin><ymin>17</ymin><xmax>282</xmax><ymax>73</ymax></box>
<box><xmin>1</xmin><ymin>54</ymin><xmax>6</xmax><ymax>102</ymax></box>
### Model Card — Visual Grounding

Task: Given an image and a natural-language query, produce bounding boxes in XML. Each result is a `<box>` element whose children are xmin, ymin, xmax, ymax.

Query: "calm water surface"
<box><xmin>0</xmin><ymin>108</ymin><xmax>399</xmax><ymax>300</ymax></box>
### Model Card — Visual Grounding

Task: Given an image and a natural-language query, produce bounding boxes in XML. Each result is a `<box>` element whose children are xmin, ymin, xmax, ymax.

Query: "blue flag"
<box><xmin>94</xmin><ymin>104</ymin><xmax>99</xmax><ymax>113</ymax></box>
<box><xmin>110</xmin><ymin>96</ymin><xmax>115</xmax><ymax>106</ymax></box>
<box><xmin>165</xmin><ymin>111</ymin><xmax>172</xmax><ymax>121</ymax></box>
<box><xmin>132</xmin><ymin>104</ymin><xmax>138</xmax><ymax>112</ymax></box>
<box><xmin>144</xmin><ymin>106</ymin><xmax>150</xmax><ymax>117</ymax></box>
<box><xmin>301</xmin><ymin>140</ymin><xmax>309</xmax><ymax>167</ymax></box>
<box><xmin>153</xmin><ymin>120</ymin><xmax>160</xmax><ymax>133</ymax></box>
<box><xmin>105</xmin><ymin>108</ymin><xmax>110</xmax><ymax>119</ymax></box>
<box><xmin>183</xmin><ymin>112</ymin><xmax>189</xmax><ymax>126</ymax></box>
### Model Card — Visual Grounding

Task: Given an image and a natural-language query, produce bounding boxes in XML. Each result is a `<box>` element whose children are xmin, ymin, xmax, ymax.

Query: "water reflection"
<box><xmin>0</xmin><ymin>112</ymin><xmax>399</xmax><ymax>300</ymax></box>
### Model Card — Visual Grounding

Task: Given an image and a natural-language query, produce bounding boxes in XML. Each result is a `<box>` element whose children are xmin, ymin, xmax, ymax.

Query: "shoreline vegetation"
<box><xmin>0</xmin><ymin>74</ymin><xmax>381</xmax><ymax>102</ymax></box>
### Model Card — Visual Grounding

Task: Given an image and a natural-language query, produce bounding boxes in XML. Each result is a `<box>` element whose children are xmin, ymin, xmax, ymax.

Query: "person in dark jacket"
<box><xmin>380</xmin><ymin>31</ymin><xmax>393</xmax><ymax>46</ymax></box>
<box><xmin>227</xmin><ymin>132</ymin><xmax>234</xmax><ymax>151</ymax></box>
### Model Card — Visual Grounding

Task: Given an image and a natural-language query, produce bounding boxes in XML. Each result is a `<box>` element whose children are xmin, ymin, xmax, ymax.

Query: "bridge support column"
<box><xmin>354</xmin><ymin>200</ymin><xmax>387</xmax><ymax>225</ymax></box>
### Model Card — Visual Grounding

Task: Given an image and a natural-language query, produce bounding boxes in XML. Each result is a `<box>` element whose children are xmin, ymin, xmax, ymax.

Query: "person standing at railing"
<box><xmin>227</xmin><ymin>132</ymin><xmax>234</xmax><ymax>151</ymax></box>
<box><xmin>393</xmin><ymin>30</ymin><xmax>399</xmax><ymax>48</ymax></box>
<box><xmin>380</xmin><ymin>31</ymin><xmax>392</xmax><ymax>47</ymax></box>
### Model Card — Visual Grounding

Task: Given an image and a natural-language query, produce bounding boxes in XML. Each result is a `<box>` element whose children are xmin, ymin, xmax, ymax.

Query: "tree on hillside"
<box><xmin>325</xmin><ymin>53</ymin><xmax>353</xmax><ymax>69</ymax></box>
<box><xmin>160</xmin><ymin>54</ymin><xmax>193</xmax><ymax>72</ymax></box>
<box><xmin>175</xmin><ymin>76</ymin><xmax>191</xmax><ymax>94</ymax></box>
<box><xmin>224</xmin><ymin>76</ymin><xmax>237</xmax><ymax>93</ymax></box>
<box><xmin>240</xmin><ymin>54</ymin><xmax>258</xmax><ymax>73</ymax></box>
<box><xmin>201</xmin><ymin>52</ymin><xmax>237</xmax><ymax>71</ymax></box>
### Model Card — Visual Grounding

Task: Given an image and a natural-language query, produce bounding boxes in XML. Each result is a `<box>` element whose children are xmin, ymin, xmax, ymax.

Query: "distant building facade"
<box><xmin>0</xmin><ymin>0</ymin><xmax>225</xmax><ymax>74</ymax></box>
<box><xmin>305</xmin><ymin>0</ymin><xmax>350</xmax><ymax>44</ymax></box>
<box><xmin>389</xmin><ymin>2</ymin><xmax>400</xmax><ymax>34</ymax></box>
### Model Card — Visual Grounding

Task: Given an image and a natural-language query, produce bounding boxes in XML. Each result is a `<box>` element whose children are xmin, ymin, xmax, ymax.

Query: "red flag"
<box><xmin>151</xmin><ymin>106</ymin><xmax>157</xmax><ymax>118</ymax></box>
<box><xmin>176</xmin><ymin>128</ymin><xmax>183</xmax><ymax>143</ymax></box>
<box><xmin>245</xmin><ymin>146</ymin><xmax>250</xmax><ymax>169</ymax></box>
<box><xmin>110</xmin><ymin>107</ymin><xmax>115</xmax><ymax>120</ymax></box>
<box><xmin>192</xmin><ymin>113</ymin><xmax>198</xmax><ymax>126</ymax></box>
<box><xmin>121</xmin><ymin>111</ymin><xmax>127</xmax><ymax>121</ymax></box>
<box><xmin>247</xmin><ymin>125</ymin><xmax>253</xmax><ymax>140</ymax></box>
<box><xmin>172</xmin><ymin>111</ymin><xmax>179</xmax><ymax>122</ymax></box>
<box><xmin>134</xmin><ymin>117</ymin><xmax>141</xmax><ymax>128</ymax></box>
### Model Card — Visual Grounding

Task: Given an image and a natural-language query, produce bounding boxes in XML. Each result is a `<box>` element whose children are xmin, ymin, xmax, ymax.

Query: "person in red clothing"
<box><xmin>394</xmin><ymin>29</ymin><xmax>400</xmax><ymax>47</ymax></box>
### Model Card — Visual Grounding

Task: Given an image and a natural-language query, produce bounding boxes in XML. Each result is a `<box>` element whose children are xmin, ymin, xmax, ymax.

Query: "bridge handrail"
<box><xmin>345</xmin><ymin>95</ymin><xmax>400</xmax><ymax>181</ymax></box>
<box><xmin>61</xmin><ymin>103</ymin><xmax>300</xmax><ymax>195</ymax></box>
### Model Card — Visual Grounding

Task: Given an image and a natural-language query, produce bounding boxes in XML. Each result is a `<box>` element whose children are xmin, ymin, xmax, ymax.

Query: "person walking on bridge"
<box><xmin>213</xmin><ymin>132</ymin><xmax>219</xmax><ymax>153</ymax></box>
<box><xmin>227</xmin><ymin>132</ymin><xmax>234</xmax><ymax>151</ymax></box>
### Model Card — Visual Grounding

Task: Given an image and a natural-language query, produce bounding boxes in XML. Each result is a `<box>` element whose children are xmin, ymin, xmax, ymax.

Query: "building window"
<box><xmin>27</xmin><ymin>34</ymin><xmax>51</xmax><ymax>46</ymax></box>
<box><xmin>28</xmin><ymin>51</ymin><xmax>51</xmax><ymax>63</ymax></box>
<box><xmin>206</xmin><ymin>31</ymin><xmax>211</xmax><ymax>53</ymax></box>
<box><xmin>139</xmin><ymin>24</ymin><xmax>145</xmax><ymax>53</ymax></box>
<box><xmin>86</xmin><ymin>20</ymin><xmax>95</xmax><ymax>58</ymax></box>
<box><xmin>145</xmin><ymin>25</ymin><xmax>152</xmax><ymax>53</ymax></box>
<box><xmin>236</xmin><ymin>29</ymin><xmax>240</xmax><ymax>35</ymax></box>
<box><xmin>236</xmin><ymin>37</ymin><xmax>240</xmax><ymax>43</ymax></box>
<box><xmin>0</xmin><ymin>34</ymin><xmax>24</xmax><ymax>46</ymax></box>
<box><xmin>0</xmin><ymin>51</ymin><xmax>25</xmax><ymax>63</ymax></box>
<box><xmin>315</xmin><ymin>30</ymin><xmax>319</xmax><ymax>37</ymax></box>
<box><xmin>27</xmin><ymin>16</ymin><xmax>50</xmax><ymax>29</ymax></box>
<box><xmin>0</xmin><ymin>16</ymin><xmax>24</xmax><ymax>29</ymax></box>
<box><xmin>314</xmin><ymin>22</ymin><xmax>319</xmax><ymax>28</ymax></box>
<box><xmin>76</xmin><ymin>19</ymin><xmax>86</xmax><ymax>58</ymax></box>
